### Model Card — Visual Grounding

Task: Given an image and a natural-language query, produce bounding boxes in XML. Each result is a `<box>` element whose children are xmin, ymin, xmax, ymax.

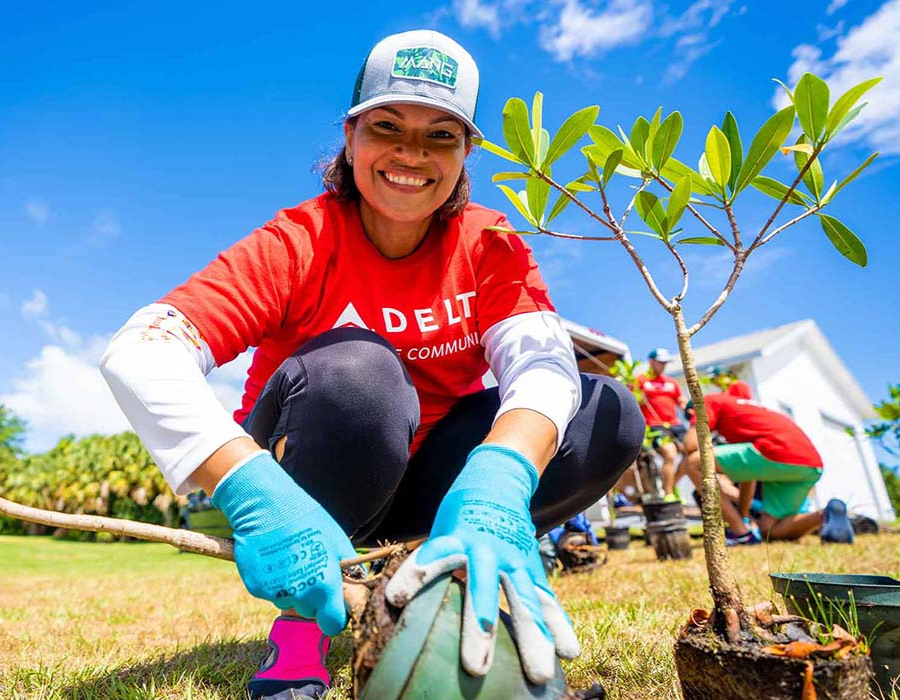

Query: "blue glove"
<box><xmin>385</xmin><ymin>444</ymin><xmax>580</xmax><ymax>684</ymax></box>
<box><xmin>212</xmin><ymin>452</ymin><xmax>356</xmax><ymax>636</ymax></box>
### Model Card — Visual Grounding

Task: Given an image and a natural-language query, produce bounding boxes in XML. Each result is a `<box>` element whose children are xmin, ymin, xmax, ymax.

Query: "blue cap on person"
<box><xmin>648</xmin><ymin>348</ymin><xmax>673</xmax><ymax>363</ymax></box>
<box><xmin>348</xmin><ymin>30</ymin><xmax>483</xmax><ymax>138</ymax></box>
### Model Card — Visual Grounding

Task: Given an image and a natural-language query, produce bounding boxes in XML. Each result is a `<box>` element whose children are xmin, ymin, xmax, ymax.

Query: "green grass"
<box><xmin>2</xmin><ymin>533</ymin><xmax>899</xmax><ymax>699</ymax></box>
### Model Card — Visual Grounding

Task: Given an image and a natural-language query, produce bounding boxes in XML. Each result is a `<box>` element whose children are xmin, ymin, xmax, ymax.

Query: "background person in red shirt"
<box><xmin>708</xmin><ymin>365</ymin><xmax>753</xmax><ymax>400</ymax></box>
<box><xmin>635</xmin><ymin>348</ymin><xmax>687</xmax><ymax>499</ymax></box>
<box><xmin>682</xmin><ymin>393</ymin><xmax>850</xmax><ymax>544</ymax></box>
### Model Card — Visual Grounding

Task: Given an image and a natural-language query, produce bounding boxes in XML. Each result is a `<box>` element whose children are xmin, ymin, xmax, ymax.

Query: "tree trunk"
<box><xmin>672</xmin><ymin>306</ymin><xmax>747</xmax><ymax>639</ymax></box>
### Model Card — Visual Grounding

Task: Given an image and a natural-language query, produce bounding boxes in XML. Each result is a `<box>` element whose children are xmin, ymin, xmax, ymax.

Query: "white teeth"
<box><xmin>384</xmin><ymin>172</ymin><xmax>428</xmax><ymax>187</ymax></box>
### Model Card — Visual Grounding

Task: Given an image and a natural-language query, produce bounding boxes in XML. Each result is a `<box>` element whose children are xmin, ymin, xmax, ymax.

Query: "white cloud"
<box><xmin>22</xmin><ymin>289</ymin><xmax>48</xmax><ymax>317</ymax></box>
<box><xmin>827</xmin><ymin>0</ymin><xmax>849</xmax><ymax>14</ymax></box>
<box><xmin>7</xmin><ymin>292</ymin><xmax>251</xmax><ymax>452</ymax></box>
<box><xmin>539</xmin><ymin>0</ymin><xmax>653</xmax><ymax>61</ymax></box>
<box><xmin>658</xmin><ymin>0</ymin><xmax>734</xmax><ymax>83</ymax></box>
<box><xmin>777</xmin><ymin>0</ymin><xmax>900</xmax><ymax>155</ymax></box>
<box><xmin>683</xmin><ymin>246</ymin><xmax>792</xmax><ymax>291</ymax></box>
<box><xmin>25</xmin><ymin>199</ymin><xmax>50</xmax><ymax>225</ymax></box>
<box><xmin>816</xmin><ymin>19</ymin><xmax>845</xmax><ymax>42</ymax></box>
<box><xmin>453</xmin><ymin>0</ymin><xmax>501</xmax><ymax>37</ymax></box>
<box><xmin>85</xmin><ymin>209</ymin><xmax>121</xmax><ymax>246</ymax></box>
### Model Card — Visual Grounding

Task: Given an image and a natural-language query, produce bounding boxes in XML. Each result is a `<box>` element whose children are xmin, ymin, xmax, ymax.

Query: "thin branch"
<box><xmin>687</xmin><ymin>250</ymin><xmax>746</xmax><ymax>336</ymax></box>
<box><xmin>751</xmin><ymin>144</ymin><xmax>823</xmax><ymax>248</ymax></box>
<box><xmin>654</xmin><ymin>175</ymin><xmax>734</xmax><ymax>251</ymax></box>
<box><xmin>666</xmin><ymin>241</ymin><xmax>690</xmax><ymax>302</ymax></box>
<box><xmin>758</xmin><ymin>205</ymin><xmax>822</xmax><ymax>246</ymax></box>
<box><xmin>535</xmin><ymin>226</ymin><xmax>616</xmax><ymax>242</ymax></box>
<box><xmin>620</xmin><ymin>179</ymin><xmax>650</xmax><ymax>227</ymax></box>
<box><xmin>535</xmin><ymin>171</ymin><xmax>618</xmax><ymax>234</ymax></box>
<box><xmin>724</xmin><ymin>202</ymin><xmax>742</xmax><ymax>249</ymax></box>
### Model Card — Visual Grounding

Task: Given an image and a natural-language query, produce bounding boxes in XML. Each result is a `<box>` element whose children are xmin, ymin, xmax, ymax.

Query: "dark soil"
<box><xmin>675</xmin><ymin>624</ymin><xmax>872</xmax><ymax>700</ymax></box>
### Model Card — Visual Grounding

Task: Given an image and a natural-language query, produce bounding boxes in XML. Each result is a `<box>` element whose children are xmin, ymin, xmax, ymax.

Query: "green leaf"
<box><xmin>832</xmin><ymin>152</ymin><xmax>878</xmax><ymax>198</ymax></box>
<box><xmin>831</xmin><ymin>102</ymin><xmax>868</xmax><ymax>139</ymax></box>
<box><xmin>825</xmin><ymin>77</ymin><xmax>882</xmax><ymax>139</ymax></box>
<box><xmin>705</xmin><ymin>126</ymin><xmax>732</xmax><ymax>191</ymax></box>
<box><xmin>721</xmin><ymin>112</ymin><xmax>743</xmax><ymax>193</ymax></box>
<box><xmin>502</xmin><ymin>98</ymin><xmax>536</xmax><ymax>165</ymax></box>
<box><xmin>603</xmin><ymin>149</ymin><xmax>623</xmax><ymax>185</ymax></box>
<box><xmin>676</xmin><ymin>236</ymin><xmax>726</xmax><ymax>246</ymax></box>
<box><xmin>659</xmin><ymin>158</ymin><xmax>716</xmax><ymax>196</ymax></box>
<box><xmin>820</xmin><ymin>180</ymin><xmax>837</xmax><ymax>205</ymax></box>
<box><xmin>491</xmin><ymin>171</ymin><xmax>530</xmax><ymax>182</ymax></box>
<box><xmin>819</xmin><ymin>214</ymin><xmax>867</xmax><ymax>267</ymax></box>
<box><xmin>698</xmin><ymin>153</ymin><xmax>717</xmax><ymax>190</ymax></box>
<box><xmin>750</xmin><ymin>175</ymin><xmax>811</xmax><ymax>206</ymax></box>
<box><xmin>625</xmin><ymin>230</ymin><xmax>664</xmax><ymax>240</ymax></box>
<box><xmin>538</xmin><ymin>128</ymin><xmax>550</xmax><ymax>166</ymax></box>
<box><xmin>475</xmin><ymin>137</ymin><xmax>528</xmax><ymax>165</ymax></box>
<box><xmin>526</xmin><ymin>176</ymin><xmax>550</xmax><ymax>224</ymax></box>
<box><xmin>497</xmin><ymin>184</ymin><xmax>537</xmax><ymax>226</ymax></box>
<box><xmin>793</xmin><ymin>135</ymin><xmax>823</xmax><ymax>201</ymax></box>
<box><xmin>565</xmin><ymin>179</ymin><xmax>596</xmax><ymax>192</ymax></box>
<box><xmin>589</xmin><ymin>125</ymin><xmax>643</xmax><ymax>169</ymax></box>
<box><xmin>629</xmin><ymin>116</ymin><xmax>651</xmax><ymax>160</ymax></box>
<box><xmin>666</xmin><ymin>175</ymin><xmax>692</xmax><ymax>228</ymax></box>
<box><xmin>794</xmin><ymin>72</ymin><xmax>830</xmax><ymax>143</ymax></box>
<box><xmin>484</xmin><ymin>226</ymin><xmax>538</xmax><ymax>235</ymax></box>
<box><xmin>544</xmin><ymin>105</ymin><xmax>600</xmax><ymax>167</ymax></box>
<box><xmin>618</xmin><ymin>125</ymin><xmax>646</xmax><ymax>168</ymax></box>
<box><xmin>651</xmin><ymin>112</ymin><xmax>683</xmax><ymax>171</ymax></box>
<box><xmin>544</xmin><ymin>191</ymin><xmax>571</xmax><ymax>225</ymax></box>
<box><xmin>532</xmin><ymin>92</ymin><xmax>544</xmax><ymax>161</ymax></box>
<box><xmin>773</xmin><ymin>78</ymin><xmax>794</xmax><ymax>101</ymax></box>
<box><xmin>734</xmin><ymin>106</ymin><xmax>796</xmax><ymax>194</ymax></box>
<box><xmin>635</xmin><ymin>191</ymin><xmax>668</xmax><ymax>238</ymax></box>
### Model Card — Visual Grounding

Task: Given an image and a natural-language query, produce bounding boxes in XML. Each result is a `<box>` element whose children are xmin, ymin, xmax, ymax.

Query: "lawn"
<box><xmin>2</xmin><ymin>533</ymin><xmax>899</xmax><ymax>699</ymax></box>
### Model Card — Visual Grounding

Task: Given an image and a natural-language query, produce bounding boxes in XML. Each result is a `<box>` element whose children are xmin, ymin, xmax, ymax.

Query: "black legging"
<box><xmin>243</xmin><ymin>327</ymin><xmax>644</xmax><ymax>546</ymax></box>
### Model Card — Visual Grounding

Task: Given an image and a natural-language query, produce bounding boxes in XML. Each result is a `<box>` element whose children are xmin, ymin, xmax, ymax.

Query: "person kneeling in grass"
<box><xmin>682</xmin><ymin>393</ymin><xmax>852</xmax><ymax>545</ymax></box>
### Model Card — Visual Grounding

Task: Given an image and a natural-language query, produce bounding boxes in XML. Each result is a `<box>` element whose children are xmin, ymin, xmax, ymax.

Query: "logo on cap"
<box><xmin>391</xmin><ymin>47</ymin><xmax>458</xmax><ymax>88</ymax></box>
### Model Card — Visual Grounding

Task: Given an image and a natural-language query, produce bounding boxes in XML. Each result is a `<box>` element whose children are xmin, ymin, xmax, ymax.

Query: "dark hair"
<box><xmin>321</xmin><ymin>117</ymin><xmax>472</xmax><ymax>221</ymax></box>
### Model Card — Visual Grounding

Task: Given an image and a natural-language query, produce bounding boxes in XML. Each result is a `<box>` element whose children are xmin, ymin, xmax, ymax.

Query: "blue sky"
<box><xmin>1</xmin><ymin>0</ymin><xmax>898</xmax><ymax>455</ymax></box>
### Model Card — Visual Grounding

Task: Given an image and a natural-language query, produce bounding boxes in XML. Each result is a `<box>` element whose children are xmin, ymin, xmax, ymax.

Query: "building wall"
<box><xmin>754</xmin><ymin>341</ymin><xmax>894</xmax><ymax>520</ymax></box>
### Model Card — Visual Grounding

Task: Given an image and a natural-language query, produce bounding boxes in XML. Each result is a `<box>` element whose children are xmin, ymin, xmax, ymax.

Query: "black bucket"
<box><xmin>646</xmin><ymin>518</ymin><xmax>692</xmax><ymax>560</ymax></box>
<box><xmin>604</xmin><ymin>524</ymin><xmax>631</xmax><ymax>550</ymax></box>
<box><xmin>642</xmin><ymin>499</ymin><xmax>684</xmax><ymax>523</ymax></box>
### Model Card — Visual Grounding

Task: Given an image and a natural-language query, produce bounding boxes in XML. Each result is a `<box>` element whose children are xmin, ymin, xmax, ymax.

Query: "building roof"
<box><xmin>669</xmin><ymin>319</ymin><xmax>875</xmax><ymax>419</ymax></box>
<box><xmin>561</xmin><ymin>318</ymin><xmax>631</xmax><ymax>359</ymax></box>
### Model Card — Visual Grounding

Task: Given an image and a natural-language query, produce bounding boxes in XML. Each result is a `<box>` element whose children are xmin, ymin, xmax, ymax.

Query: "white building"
<box><xmin>671</xmin><ymin>319</ymin><xmax>894</xmax><ymax>521</ymax></box>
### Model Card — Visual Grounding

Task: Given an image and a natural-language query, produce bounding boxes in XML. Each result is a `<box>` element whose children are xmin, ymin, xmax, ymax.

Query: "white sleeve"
<box><xmin>482</xmin><ymin>311</ymin><xmax>581</xmax><ymax>454</ymax></box>
<box><xmin>99</xmin><ymin>302</ymin><xmax>250</xmax><ymax>495</ymax></box>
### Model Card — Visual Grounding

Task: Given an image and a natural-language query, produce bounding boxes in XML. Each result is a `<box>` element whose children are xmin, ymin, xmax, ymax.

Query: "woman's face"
<box><xmin>344</xmin><ymin>103</ymin><xmax>470</xmax><ymax>228</ymax></box>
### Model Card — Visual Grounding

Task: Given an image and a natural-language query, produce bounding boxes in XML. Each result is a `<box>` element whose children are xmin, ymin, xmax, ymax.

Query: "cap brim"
<box><xmin>347</xmin><ymin>94</ymin><xmax>483</xmax><ymax>139</ymax></box>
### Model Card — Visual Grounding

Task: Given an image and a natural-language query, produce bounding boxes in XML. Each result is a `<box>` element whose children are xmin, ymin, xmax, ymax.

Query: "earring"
<box><xmin>347</xmin><ymin>152</ymin><xmax>353</xmax><ymax>165</ymax></box>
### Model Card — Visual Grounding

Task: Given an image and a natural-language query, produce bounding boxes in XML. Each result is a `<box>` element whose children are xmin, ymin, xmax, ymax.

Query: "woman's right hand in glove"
<box><xmin>211</xmin><ymin>451</ymin><xmax>357</xmax><ymax>636</ymax></box>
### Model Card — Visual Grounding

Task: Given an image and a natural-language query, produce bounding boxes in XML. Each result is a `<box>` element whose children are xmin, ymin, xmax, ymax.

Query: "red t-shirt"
<box><xmin>161</xmin><ymin>193</ymin><xmax>554</xmax><ymax>454</ymax></box>
<box><xmin>724</xmin><ymin>380</ymin><xmax>753</xmax><ymax>400</ymax></box>
<box><xmin>635</xmin><ymin>372</ymin><xmax>682</xmax><ymax>425</ymax></box>
<box><xmin>703</xmin><ymin>393</ymin><xmax>822</xmax><ymax>467</ymax></box>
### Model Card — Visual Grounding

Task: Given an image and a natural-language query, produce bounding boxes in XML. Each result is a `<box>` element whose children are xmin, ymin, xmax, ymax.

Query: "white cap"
<box><xmin>648</xmin><ymin>348</ymin><xmax>673</xmax><ymax>362</ymax></box>
<box><xmin>348</xmin><ymin>30</ymin><xmax>482</xmax><ymax>138</ymax></box>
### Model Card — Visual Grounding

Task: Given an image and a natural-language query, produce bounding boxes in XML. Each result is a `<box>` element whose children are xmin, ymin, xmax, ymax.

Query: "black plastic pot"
<box><xmin>642</xmin><ymin>499</ymin><xmax>691</xmax><ymax>560</ymax></box>
<box><xmin>604</xmin><ymin>524</ymin><xmax>631</xmax><ymax>550</ymax></box>
<box><xmin>771</xmin><ymin>572</ymin><xmax>900</xmax><ymax>694</ymax></box>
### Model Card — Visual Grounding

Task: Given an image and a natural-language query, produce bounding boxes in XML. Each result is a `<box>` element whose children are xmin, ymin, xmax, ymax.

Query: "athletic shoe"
<box><xmin>663</xmin><ymin>493</ymin><xmax>681</xmax><ymax>503</ymax></box>
<box><xmin>820</xmin><ymin>498</ymin><xmax>855</xmax><ymax>544</ymax></box>
<box><xmin>247</xmin><ymin>616</ymin><xmax>330</xmax><ymax>700</ymax></box>
<box><xmin>724</xmin><ymin>528</ymin><xmax>762</xmax><ymax>546</ymax></box>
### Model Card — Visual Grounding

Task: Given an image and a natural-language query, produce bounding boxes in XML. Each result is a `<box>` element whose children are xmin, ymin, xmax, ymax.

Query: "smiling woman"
<box><xmin>98</xmin><ymin>27</ymin><xmax>644</xmax><ymax>700</ymax></box>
